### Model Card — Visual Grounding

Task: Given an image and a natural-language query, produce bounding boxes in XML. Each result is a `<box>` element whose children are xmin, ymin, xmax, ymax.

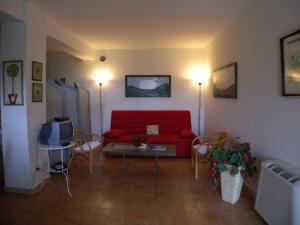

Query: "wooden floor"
<box><xmin>0</xmin><ymin>157</ymin><xmax>266</xmax><ymax>225</ymax></box>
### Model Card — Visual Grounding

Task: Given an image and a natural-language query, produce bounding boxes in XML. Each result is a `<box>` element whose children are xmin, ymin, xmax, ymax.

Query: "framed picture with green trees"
<box><xmin>3</xmin><ymin>60</ymin><xmax>23</xmax><ymax>105</ymax></box>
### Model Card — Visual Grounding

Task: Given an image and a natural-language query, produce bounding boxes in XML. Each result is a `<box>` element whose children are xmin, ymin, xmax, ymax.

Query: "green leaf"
<box><xmin>230</xmin><ymin>166</ymin><xmax>239</xmax><ymax>175</ymax></box>
<box><xmin>219</xmin><ymin>164</ymin><xmax>227</xmax><ymax>172</ymax></box>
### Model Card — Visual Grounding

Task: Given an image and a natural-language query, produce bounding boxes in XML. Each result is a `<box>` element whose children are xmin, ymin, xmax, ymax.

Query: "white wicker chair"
<box><xmin>69</xmin><ymin>129</ymin><xmax>102</xmax><ymax>174</ymax></box>
<box><xmin>191</xmin><ymin>132</ymin><xmax>229</xmax><ymax>180</ymax></box>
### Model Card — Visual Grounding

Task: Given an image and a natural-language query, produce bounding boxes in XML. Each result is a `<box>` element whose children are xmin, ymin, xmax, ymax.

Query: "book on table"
<box><xmin>149</xmin><ymin>145</ymin><xmax>166</xmax><ymax>151</ymax></box>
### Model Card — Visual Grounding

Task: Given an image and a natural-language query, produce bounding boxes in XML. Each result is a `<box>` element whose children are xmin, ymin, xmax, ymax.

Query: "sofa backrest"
<box><xmin>111</xmin><ymin>110</ymin><xmax>192</xmax><ymax>134</ymax></box>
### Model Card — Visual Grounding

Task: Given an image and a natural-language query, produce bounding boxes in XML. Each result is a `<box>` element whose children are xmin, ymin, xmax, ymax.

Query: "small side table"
<box><xmin>38</xmin><ymin>142</ymin><xmax>75</xmax><ymax>197</ymax></box>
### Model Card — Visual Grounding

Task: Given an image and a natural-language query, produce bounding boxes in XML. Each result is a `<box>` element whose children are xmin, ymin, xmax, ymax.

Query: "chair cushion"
<box><xmin>74</xmin><ymin>140</ymin><xmax>101</xmax><ymax>151</ymax></box>
<box><xmin>193</xmin><ymin>144</ymin><xmax>208</xmax><ymax>155</ymax></box>
<box><xmin>103</xmin><ymin>129</ymin><xmax>126</xmax><ymax>138</ymax></box>
<box><xmin>179</xmin><ymin>129</ymin><xmax>196</xmax><ymax>139</ymax></box>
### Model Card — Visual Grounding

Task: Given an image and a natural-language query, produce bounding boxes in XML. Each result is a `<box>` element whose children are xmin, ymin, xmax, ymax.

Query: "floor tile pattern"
<box><xmin>0</xmin><ymin>157</ymin><xmax>266</xmax><ymax>225</ymax></box>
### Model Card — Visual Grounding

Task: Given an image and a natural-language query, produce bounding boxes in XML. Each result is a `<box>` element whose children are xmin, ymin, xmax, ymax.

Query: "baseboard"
<box><xmin>3</xmin><ymin>177</ymin><xmax>50</xmax><ymax>195</ymax></box>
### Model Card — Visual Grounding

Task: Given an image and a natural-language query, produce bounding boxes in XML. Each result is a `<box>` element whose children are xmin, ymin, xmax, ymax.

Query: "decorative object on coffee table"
<box><xmin>208</xmin><ymin>139</ymin><xmax>256</xmax><ymax>204</ymax></box>
<box><xmin>125</xmin><ymin>75</ymin><xmax>171</xmax><ymax>97</ymax></box>
<box><xmin>132</xmin><ymin>134</ymin><xmax>146</xmax><ymax>147</ymax></box>
<box><xmin>3</xmin><ymin>60</ymin><xmax>23</xmax><ymax>105</ymax></box>
<box><xmin>280</xmin><ymin>29</ymin><xmax>300</xmax><ymax>96</ymax></box>
<box><xmin>32</xmin><ymin>61</ymin><xmax>43</xmax><ymax>81</ymax></box>
<box><xmin>213</xmin><ymin>62</ymin><xmax>237</xmax><ymax>98</ymax></box>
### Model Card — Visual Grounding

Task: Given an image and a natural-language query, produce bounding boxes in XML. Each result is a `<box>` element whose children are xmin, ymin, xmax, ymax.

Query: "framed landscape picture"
<box><xmin>125</xmin><ymin>75</ymin><xmax>171</xmax><ymax>97</ymax></box>
<box><xmin>32</xmin><ymin>83</ymin><xmax>43</xmax><ymax>102</ymax></box>
<box><xmin>3</xmin><ymin>60</ymin><xmax>23</xmax><ymax>105</ymax></box>
<box><xmin>32</xmin><ymin>61</ymin><xmax>43</xmax><ymax>81</ymax></box>
<box><xmin>280</xmin><ymin>29</ymin><xmax>300</xmax><ymax>96</ymax></box>
<box><xmin>213</xmin><ymin>62</ymin><xmax>237</xmax><ymax>99</ymax></box>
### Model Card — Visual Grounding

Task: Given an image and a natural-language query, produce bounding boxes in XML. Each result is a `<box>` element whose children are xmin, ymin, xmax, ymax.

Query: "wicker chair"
<box><xmin>191</xmin><ymin>131</ymin><xmax>229</xmax><ymax>180</ymax></box>
<box><xmin>69</xmin><ymin>129</ymin><xmax>102</xmax><ymax>174</ymax></box>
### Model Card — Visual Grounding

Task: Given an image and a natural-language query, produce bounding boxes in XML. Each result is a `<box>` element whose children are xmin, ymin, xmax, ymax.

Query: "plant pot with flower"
<box><xmin>208</xmin><ymin>141</ymin><xmax>256</xmax><ymax>204</ymax></box>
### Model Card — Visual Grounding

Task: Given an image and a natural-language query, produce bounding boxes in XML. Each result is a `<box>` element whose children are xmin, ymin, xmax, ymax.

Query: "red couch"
<box><xmin>103</xmin><ymin>110</ymin><xmax>196</xmax><ymax>157</ymax></box>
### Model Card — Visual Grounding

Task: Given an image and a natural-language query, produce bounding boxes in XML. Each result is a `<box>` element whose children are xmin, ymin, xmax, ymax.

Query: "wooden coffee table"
<box><xmin>102</xmin><ymin>143</ymin><xmax>176</xmax><ymax>174</ymax></box>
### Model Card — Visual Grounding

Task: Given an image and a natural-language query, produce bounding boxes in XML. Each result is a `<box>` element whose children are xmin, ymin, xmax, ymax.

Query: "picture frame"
<box><xmin>213</xmin><ymin>62</ymin><xmax>238</xmax><ymax>99</ymax></box>
<box><xmin>125</xmin><ymin>75</ymin><xmax>171</xmax><ymax>97</ymax></box>
<box><xmin>32</xmin><ymin>83</ymin><xmax>43</xmax><ymax>102</ymax></box>
<box><xmin>3</xmin><ymin>60</ymin><xmax>23</xmax><ymax>105</ymax></box>
<box><xmin>32</xmin><ymin>61</ymin><xmax>43</xmax><ymax>81</ymax></box>
<box><xmin>280</xmin><ymin>29</ymin><xmax>300</xmax><ymax>96</ymax></box>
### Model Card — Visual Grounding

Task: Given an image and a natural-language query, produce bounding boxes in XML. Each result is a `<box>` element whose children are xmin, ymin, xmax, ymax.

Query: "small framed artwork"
<box><xmin>32</xmin><ymin>61</ymin><xmax>43</xmax><ymax>81</ymax></box>
<box><xmin>32</xmin><ymin>83</ymin><xmax>43</xmax><ymax>102</ymax></box>
<box><xmin>3</xmin><ymin>60</ymin><xmax>23</xmax><ymax>105</ymax></box>
<box><xmin>213</xmin><ymin>62</ymin><xmax>238</xmax><ymax>99</ymax></box>
<box><xmin>125</xmin><ymin>75</ymin><xmax>171</xmax><ymax>97</ymax></box>
<box><xmin>280</xmin><ymin>29</ymin><xmax>300</xmax><ymax>96</ymax></box>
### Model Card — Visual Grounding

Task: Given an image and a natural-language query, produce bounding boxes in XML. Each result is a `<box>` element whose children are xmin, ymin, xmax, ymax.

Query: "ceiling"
<box><xmin>46</xmin><ymin>36</ymin><xmax>95</xmax><ymax>60</ymax></box>
<box><xmin>30</xmin><ymin>0</ymin><xmax>252</xmax><ymax>50</ymax></box>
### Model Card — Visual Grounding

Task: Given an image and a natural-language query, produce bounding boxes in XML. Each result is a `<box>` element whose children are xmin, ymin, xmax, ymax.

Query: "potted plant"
<box><xmin>207</xmin><ymin>140</ymin><xmax>256</xmax><ymax>204</ymax></box>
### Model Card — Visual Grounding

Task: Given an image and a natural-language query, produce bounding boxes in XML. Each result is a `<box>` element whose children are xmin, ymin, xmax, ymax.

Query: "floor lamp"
<box><xmin>198</xmin><ymin>82</ymin><xmax>202</xmax><ymax>136</ymax></box>
<box><xmin>99</xmin><ymin>82</ymin><xmax>103</xmax><ymax>139</ymax></box>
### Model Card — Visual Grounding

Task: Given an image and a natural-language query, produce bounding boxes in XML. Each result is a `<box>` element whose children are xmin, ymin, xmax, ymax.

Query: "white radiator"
<box><xmin>255</xmin><ymin>160</ymin><xmax>300</xmax><ymax>225</ymax></box>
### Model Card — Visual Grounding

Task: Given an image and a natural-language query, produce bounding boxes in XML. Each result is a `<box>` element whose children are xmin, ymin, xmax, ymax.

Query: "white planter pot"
<box><xmin>221</xmin><ymin>165</ymin><xmax>244</xmax><ymax>204</ymax></box>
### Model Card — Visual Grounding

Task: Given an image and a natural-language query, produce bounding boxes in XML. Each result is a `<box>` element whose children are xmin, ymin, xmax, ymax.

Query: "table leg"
<box><xmin>122</xmin><ymin>154</ymin><xmax>129</xmax><ymax>169</ymax></box>
<box><xmin>153</xmin><ymin>154</ymin><xmax>160</xmax><ymax>174</ymax></box>
<box><xmin>62</xmin><ymin>171</ymin><xmax>72</xmax><ymax>197</ymax></box>
<box><xmin>61</xmin><ymin>149</ymin><xmax>72</xmax><ymax>196</ymax></box>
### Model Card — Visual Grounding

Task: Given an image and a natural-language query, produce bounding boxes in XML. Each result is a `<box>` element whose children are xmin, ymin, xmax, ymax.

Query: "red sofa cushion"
<box><xmin>103</xmin><ymin>129</ymin><xmax>126</xmax><ymax>138</ymax></box>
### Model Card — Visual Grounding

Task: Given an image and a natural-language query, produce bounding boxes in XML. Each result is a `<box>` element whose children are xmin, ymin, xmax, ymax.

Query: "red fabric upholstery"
<box><xmin>179</xmin><ymin>129</ymin><xmax>196</xmax><ymax>139</ymax></box>
<box><xmin>103</xmin><ymin>129</ymin><xmax>126</xmax><ymax>138</ymax></box>
<box><xmin>103</xmin><ymin>110</ymin><xmax>195</xmax><ymax>157</ymax></box>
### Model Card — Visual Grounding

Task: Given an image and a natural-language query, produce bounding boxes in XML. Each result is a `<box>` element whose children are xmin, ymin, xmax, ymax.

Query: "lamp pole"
<box><xmin>99</xmin><ymin>83</ymin><xmax>103</xmax><ymax>139</ymax></box>
<box><xmin>198</xmin><ymin>83</ymin><xmax>202</xmax><ymax>136</ymax></box>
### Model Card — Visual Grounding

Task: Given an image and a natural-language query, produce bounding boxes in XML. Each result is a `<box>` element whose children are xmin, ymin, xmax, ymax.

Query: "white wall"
<box><xmin>47</xmin><ymin>49</ymin><xmax>206</xmax><ymax>135</ymax></box>
<box><xmin>1</xmin><ymin>22</ymin><xmax>32</xmax><ymax>189</ymax></box>
<box><xmin>0</xmin><ymin>0</ymin><xmax>96</xmax><ymax>190</ymax></box>
<box><xmin>205</xmin><ymin>0</ymin><xmax>300</xmax><ymax>192</ymax></box>
<box><xmin>0</xmin><ymin>0</ymin><xmax>24</xmax><ymax>21</ymax></box>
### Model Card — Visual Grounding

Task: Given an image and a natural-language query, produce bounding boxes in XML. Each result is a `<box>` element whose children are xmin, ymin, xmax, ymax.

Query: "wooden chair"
<box><xmin>191</xmin><ymin>131</ymin><xmax>229</xmax><ymax>180</ymax></box>
<box><xmin>69</xmin><ymin>129</ymin><xmax>102</xmax><ymax>174</ymax></box>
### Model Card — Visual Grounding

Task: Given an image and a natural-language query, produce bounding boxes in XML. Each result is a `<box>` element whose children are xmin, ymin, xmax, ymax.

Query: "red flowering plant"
<box><xmin>132</xmin><ymin>134</ymin><xmax>146</xmax><ymax>147</ymax></box>
<box><xmin>207</xmin><ymin>140</ymin><xmax>256</xmax><ymax>187</ymax></box>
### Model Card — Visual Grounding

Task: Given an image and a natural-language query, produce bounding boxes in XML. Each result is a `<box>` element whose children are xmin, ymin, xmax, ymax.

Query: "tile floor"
<box><xmin>0</xmin><ymin>157</ymin><xmax>266</xmax><ymax>225</ymax></box>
